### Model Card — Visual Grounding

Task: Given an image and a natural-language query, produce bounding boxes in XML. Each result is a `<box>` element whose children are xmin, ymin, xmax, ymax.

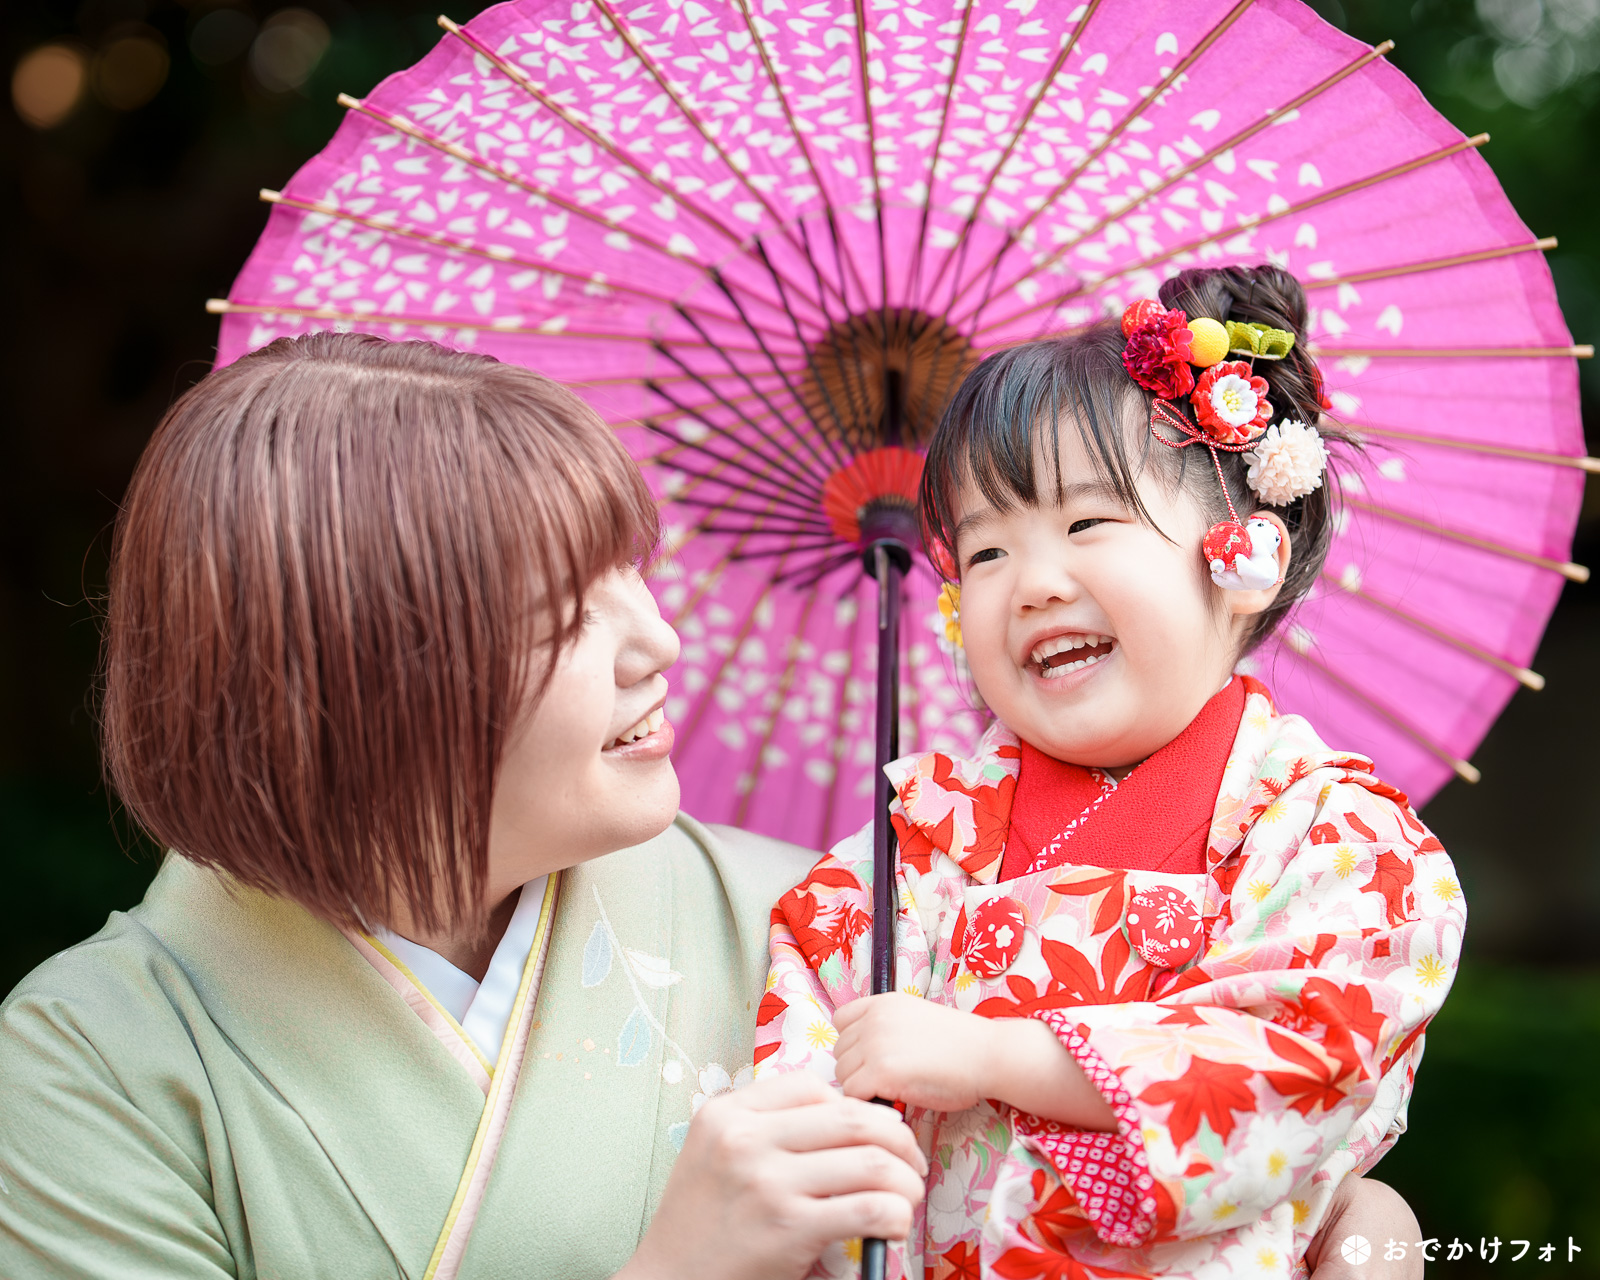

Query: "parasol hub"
<box><xmin>801</xmin><ymin>308</ymin><xmax>977</xmax><ymax>451</ymax></box>
<box><xmin>858</xmin><ymin>505</ymin><xmax>918</xmax><ymax>577</ymax></box>
<box><xmin>821</xmin><ymin>446</ymin><xmax>925</xmax><ymax>551</ymax></box>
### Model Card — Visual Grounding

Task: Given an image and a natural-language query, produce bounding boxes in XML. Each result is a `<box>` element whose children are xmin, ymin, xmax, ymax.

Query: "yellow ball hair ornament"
<box><xmin>1186</xmin><ymin>317</ymin><xmax>1230</xmax><ymax>368</ymax></box>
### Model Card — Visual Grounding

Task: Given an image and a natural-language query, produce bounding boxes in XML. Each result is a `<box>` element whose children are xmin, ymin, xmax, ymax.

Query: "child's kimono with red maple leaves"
<box><xmin>755</xmin><ymin>677</ymin><xmax>1463</xmax><ymax>1280</ymax></box>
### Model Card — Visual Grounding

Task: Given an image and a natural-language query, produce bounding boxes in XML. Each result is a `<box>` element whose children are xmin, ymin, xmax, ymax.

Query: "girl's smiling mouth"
<box><xmin>1028</xmin><ymin>633</ymin><xmax>1117</xmax><ymax>679</ymax></box>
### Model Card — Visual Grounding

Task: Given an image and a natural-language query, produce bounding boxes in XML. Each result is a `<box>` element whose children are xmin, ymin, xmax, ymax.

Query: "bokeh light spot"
<box><xmin>248</xmin><ymin>9</ymin><xmax>330</xmax><ymax>93</ymax></box>
<box><xmin>191</xmin><ymin>8</ymin><xmax>258</xmax><ymax>67</ymax></box>
<box><xmin>11</xmin><ymin>44</ymin><xmax>89</xmax><ymax>129</ymax></box>
<box><xmin>95</xmin><ymin>32</ymin><xmax>170</xmax><ymax>111</ymax></box>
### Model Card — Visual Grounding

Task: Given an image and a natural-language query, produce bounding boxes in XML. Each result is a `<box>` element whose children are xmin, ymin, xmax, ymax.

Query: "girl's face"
<box><xmin>485</xmin><ymin>565</ymin><xmax>681</xmax><ymax>902</ymax></box>
<box><xmin>953</xmin><ymin>420</ymin><xmax>1286</xmax><ymax>770</ymax></box>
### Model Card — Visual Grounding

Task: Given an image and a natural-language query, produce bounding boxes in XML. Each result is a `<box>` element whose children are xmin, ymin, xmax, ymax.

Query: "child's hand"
<box><xmin>833</xmin><ymin>992</ymin><xmax>997</xmax><ymax>1111</ymax></box>
<box><xmin>832</xmin><ymin>993</ymin><xmax>1118</xmax><ymax>1130</ymax></box>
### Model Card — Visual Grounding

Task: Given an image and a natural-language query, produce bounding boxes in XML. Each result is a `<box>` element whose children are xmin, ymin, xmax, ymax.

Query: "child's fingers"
<box><xmin>833</xmin><ymin>1058</ymin><xmax>875</xmax><ymax>1101</ymax></box>
<box><xmin>832</xmin><ymin>1036</ymin><xmax>897</xmax><ymax>1101</ymax></box>
<box><xmin>831</xmin><ymin>1039</ymin><xmax>870</xmax><ymax>1086</ymax></box>
<box><xmin>834</xmin><ymin>1053</ymin><xmax>911</xmax><ymax>1108</ymax></box>
<box><xmin>831</xmin><ymin>993</ymin><xmax>880</xmax><ymax>1030</ymax></box>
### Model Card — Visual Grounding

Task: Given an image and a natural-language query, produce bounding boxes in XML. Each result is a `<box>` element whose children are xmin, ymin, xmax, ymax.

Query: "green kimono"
<box><xmin>0</xmin><ymin>815</ymin><xmax>816</xmax><ymax>1279</ymax></box>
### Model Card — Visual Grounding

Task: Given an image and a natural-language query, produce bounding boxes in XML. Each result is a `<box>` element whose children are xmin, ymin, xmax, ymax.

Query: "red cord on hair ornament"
<box><xmin>1149</xmin><ymin>400</ymin><xmax>1275</xmax><ymax>585</ymax></box>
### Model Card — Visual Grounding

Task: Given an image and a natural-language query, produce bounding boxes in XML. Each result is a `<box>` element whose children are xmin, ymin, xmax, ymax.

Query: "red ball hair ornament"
<box><xmin>1120</xmin><ymin>297</ymin><xmax>1168</xmax><ymax>337</ymax></box>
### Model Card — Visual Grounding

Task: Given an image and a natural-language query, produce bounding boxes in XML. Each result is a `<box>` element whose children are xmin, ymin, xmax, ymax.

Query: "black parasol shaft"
<box><xmin>861</xmin><ymin>538</ymin><xmax>907</xmax><ymax>1280</ymax></box>
<box><xmin>869</xmin><ymin>539</ymin><xmax>903</xmax><ymax>1000</ymax></box>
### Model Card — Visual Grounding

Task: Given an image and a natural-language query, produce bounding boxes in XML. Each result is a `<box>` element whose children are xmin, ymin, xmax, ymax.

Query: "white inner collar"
<box><xmin>374</xmin><ymin>875</ymin><xmax>550</xmax><ymax>1062</ymax></box>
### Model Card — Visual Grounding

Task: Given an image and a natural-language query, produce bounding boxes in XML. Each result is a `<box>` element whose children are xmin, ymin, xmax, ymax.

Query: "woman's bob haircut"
<box><xmin>101</xmin><ymin>332</ymin><xmax>659</xmax><ymax>934</ymax></box>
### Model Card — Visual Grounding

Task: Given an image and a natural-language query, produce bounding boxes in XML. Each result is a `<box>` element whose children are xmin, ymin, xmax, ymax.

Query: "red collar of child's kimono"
<box><xmin>1000</xmin><ymin>677</ymin><xmax>1247</xmax><ymax>880</ymax></box>
<box><xmin>885</xmin><ymin>675</ymin><xmax>1372</xmax><ymax>885</ymax></box>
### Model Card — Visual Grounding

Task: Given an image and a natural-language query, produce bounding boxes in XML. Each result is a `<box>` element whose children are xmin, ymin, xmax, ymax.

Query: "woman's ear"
<box><xmin>1221</xmin><ymin>510</ymin><xmax>1292</xmax><ymax>619</ymax></box>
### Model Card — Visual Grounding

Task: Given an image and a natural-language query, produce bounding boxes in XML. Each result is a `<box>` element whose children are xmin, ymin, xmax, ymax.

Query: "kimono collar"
<box><xmin>887</xmin><ymin>676</ymin><xmax>1368</xmax><ymax>886</ymax></box>
<box><xmin>1000</xmin><ymin>677</ymin><xmax>1246</xmax><ymax>880</ymax></box>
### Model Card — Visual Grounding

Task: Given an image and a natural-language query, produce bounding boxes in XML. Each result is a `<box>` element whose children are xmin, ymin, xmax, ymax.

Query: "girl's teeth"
<box><xmin>1028</xmin><ymin>634</ymin><xmax>1113</xmax><ymax>665</ymax></box>
<box><xmin>1039</xmin><ymin>650</ymin><xmax>1110</xmax><ymax>678</ymax></box>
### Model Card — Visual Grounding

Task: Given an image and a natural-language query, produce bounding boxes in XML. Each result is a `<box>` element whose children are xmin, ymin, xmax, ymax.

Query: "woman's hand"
<box><xmin>1305</xmin><ymin>1177</ymin><xmax>1423</xmax><ymax>1280</ymax></box>
<box><xmin>833</xmin><ymin>993</ymin><xmax>1115</xmax><ymax>1130</ymax></box>
<box><xmin>620</xmin><ymin>1071</ymin><xmax>927</xmax><ymax>1280</ymax></box>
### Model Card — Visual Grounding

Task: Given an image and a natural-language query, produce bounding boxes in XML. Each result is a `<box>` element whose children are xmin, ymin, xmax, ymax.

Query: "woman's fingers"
<box><xmin>690</xmin><ymin>1076</ymin><xmax>925</xmax><ymax>1176</ymax></box>
<box><xmin>732</xmin><ymin>1069</ymin><xmax>835</xmax><ymax>1111</ymax></box>
<box><xmin>797</xmin><ymin>1191</ymin><xmax>915</xmax><ymax>1246</ymax></box>
<box><xmin>764</xmin><ymin>1095</ymin><xmax>927</xmax><ymax>1174</ymax></box>
<box><xmin>629</xmin><ymin>1073</ymin><xmax>925</xmax><ymax>1280</ymax></box>
<box><xmin>780</xmin><ymin>1144</ymin><xmax>927</xmax><ymax>1203</ymax></box>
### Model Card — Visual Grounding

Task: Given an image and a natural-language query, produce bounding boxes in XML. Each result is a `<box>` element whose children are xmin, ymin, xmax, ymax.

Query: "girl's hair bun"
<box><xmin>1157</xmin><ymin>265</ymin><xmax>1323</xmax><ymax>429</ymax></box>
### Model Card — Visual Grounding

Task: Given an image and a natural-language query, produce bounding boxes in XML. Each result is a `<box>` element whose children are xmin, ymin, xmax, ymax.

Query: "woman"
<box><xmin>0</xmin><ymin>334</ymin><xmax>1414</xmax><ymax>1279</ymax></box>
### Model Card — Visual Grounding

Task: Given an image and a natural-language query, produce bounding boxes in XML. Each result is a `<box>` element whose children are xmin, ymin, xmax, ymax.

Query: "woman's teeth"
<box><xmin>1030</xmin><ymin>634</ymin><xmax>1115</xmax><ymax>678</ymax></box>
<box><xmin>610</xmin><ymin>708</ymin><xmax>664</xmax><ymax>748</ymax></box>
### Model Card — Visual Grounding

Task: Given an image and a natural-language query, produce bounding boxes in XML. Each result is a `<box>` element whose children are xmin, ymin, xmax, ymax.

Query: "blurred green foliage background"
<box><xmin>2</xmin><ymin>0</ymin><xmax>1597</xmax><ymax>1270</ymax></box>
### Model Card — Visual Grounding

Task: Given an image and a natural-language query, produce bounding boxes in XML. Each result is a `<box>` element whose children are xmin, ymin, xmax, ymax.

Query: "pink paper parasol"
<box><xmin>212</xmin><ymin>0</ymin><xmax>1590</xmax><ymax>853</ymax></box>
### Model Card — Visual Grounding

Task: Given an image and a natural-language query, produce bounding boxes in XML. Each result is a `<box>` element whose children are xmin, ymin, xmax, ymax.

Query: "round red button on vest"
<box><xmin>1124</xmin><ymin>886</ymin><xmax>1204</xmax><ymax>969</ymax></box>
<box><xmin>965</xmin><ymin>896</ymin><xmax>1028</xmax><ymax>979</ymax></box>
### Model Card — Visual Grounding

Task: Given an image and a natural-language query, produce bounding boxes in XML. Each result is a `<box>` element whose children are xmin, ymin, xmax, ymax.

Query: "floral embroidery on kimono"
<box><xmin>755</xmin><ymin>678</ymin><xmax>1465</xmax><ymax>1280</ymax></box>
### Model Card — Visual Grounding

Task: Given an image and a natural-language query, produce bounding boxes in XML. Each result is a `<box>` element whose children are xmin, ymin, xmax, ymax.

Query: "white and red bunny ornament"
<box><xmin>1208</xmin><ymin>517</ymin><xmax>1282</xmax><ymax>591</ymax></box>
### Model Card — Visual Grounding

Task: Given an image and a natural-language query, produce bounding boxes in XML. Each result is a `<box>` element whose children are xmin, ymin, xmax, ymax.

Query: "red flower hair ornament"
<box><xmin>1191</xmin><ymin>360</ymin><xmax>1272</xmax><ymax>444</ymax></box>
<box><xmin>1121</xmin><ymin>308</ymin><xmax>1196</xmax><ymax>401</ymax></box>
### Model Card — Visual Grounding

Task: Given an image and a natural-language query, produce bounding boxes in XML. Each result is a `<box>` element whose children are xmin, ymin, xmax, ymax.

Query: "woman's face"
<box><xmin>485</xmin><ymin>565</ymin><xmax>681</xmax><ymax>902</ymax></box>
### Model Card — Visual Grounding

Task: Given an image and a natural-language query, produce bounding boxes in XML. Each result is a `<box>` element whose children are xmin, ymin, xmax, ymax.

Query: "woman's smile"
<box><xmin>603</xmin><ymin>708</ymin><xmax>675</xmax><ymax>760</ymax></box>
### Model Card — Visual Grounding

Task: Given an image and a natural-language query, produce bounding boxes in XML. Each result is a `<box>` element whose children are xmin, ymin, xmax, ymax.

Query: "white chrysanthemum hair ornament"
<box><xmin>1246</xmin><ymin>419</ymin><xmax>1330</xmax><ymax>506</ymax></box>
<box><xmin>1118</xmin><ymin>296</ymin><xmax>1330</xmax><ymax>591</ymax></box>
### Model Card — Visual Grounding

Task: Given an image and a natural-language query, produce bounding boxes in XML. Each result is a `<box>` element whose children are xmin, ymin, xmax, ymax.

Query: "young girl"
<box><xmin>754</xmin><ymin>265</ymin><xmax>1463</xmax><ymax>1279</ymax></box>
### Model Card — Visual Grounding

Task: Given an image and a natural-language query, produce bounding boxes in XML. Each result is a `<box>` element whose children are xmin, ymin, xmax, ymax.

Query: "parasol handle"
<box><xmin>867</xmin><ymin>538</ymin><xmax>907</xmax><ymax>997</ymax></box>
<box><xmin>861</xmin><ymin>537</ymin><xmax>909</xmax><ymax>1280</ymax></box>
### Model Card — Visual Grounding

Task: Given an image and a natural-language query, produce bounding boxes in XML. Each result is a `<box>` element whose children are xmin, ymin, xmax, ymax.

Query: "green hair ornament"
<box><xmin>1225</xmin><ymin>321</ymin><xmax>1296</xmax><ymax>360</ymax></box>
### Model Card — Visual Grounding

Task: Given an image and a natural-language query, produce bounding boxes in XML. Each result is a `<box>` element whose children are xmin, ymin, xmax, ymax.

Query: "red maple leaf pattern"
<box><xmin>774</xmin><ymin>865</ymin><xmax>872</xmax><ymax>971</ymax></box>
<box><xmin>1138</xmin><ymin>1056</ymin><xmax>1257</xmax><ymax>1146</ymax></box>
<box><xmin>1046</xmin><ymin>869</ymin><xmax>1129</xmax><ymax>935</ymax></box>
<box><xmin>1359</xmin><ymin>849</ymin><xmax>1416</xmax><ymax>926</ymax></box>
<box><xmin>993</xmin><ymin>1173</ymin><xmax>1146</xmax><ymax>1280</ymax></box>
<box><xmin>933</xmin><ymin>1241</ymin><xmax>983</xmax><ymax>1280</ymax></box>
<box><xmin>1261</xmin><ymin>1027</ymin><xmax>1360</xmax><ymax>1116</ymax></box>
<box><xmin>1344</xmin><ymin>810</ymin><xmax>1380</xmax><ymax>842</ymax></box>
<box><xmin>893</xmin><ymin>809</ymin><xmax>954</xmax><ymax>877</ymax></box>
<box><xmin>755</xmin><ymin>989</ymin><xmax>786</xmax><ymax>1027</ymax></box>
<box><xmin>1296</xmin><ymin>977</ymin><xmax>1389</xmax><ymax>1075</ymax></box>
